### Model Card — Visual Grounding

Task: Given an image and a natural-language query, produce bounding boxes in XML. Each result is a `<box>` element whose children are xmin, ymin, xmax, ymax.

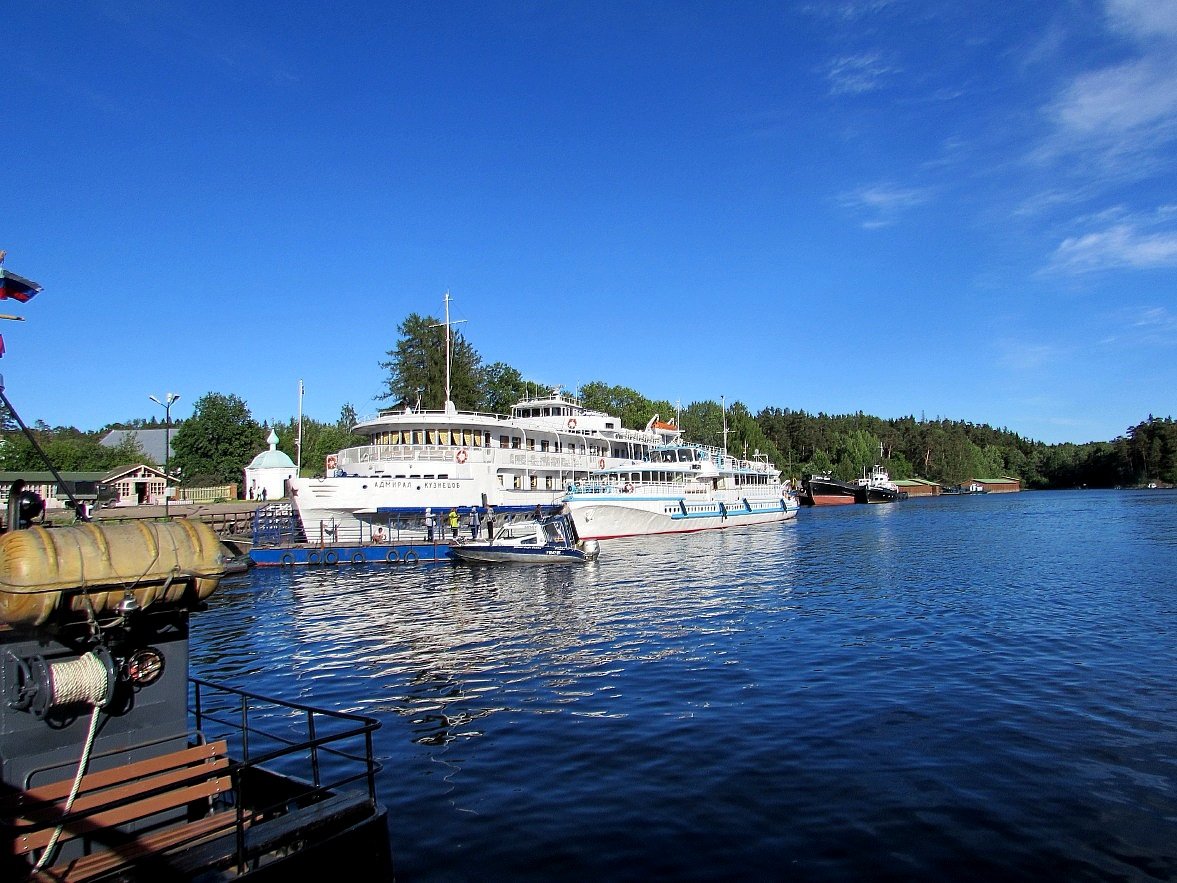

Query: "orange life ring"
<box><xmin>456</xmin><ymin>449</ymin><xmax>468</xmax><ymax>464</ymax></box>
<box><xmin>598</xmin><ymin>458</ymin><xmax>605</xmax><ymax>469</ymax></box>
<box><xmin>568</xmin><ymin>418</ymin><xmax>577</xmax><ymax>430</ymax></box>
<box><xmin>325</xmin><ymin>454</ymin><xmax>338</xmax><ymax>470</ymax></box>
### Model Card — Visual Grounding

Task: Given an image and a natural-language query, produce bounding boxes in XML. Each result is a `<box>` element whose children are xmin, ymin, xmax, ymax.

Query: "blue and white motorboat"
<box><xmin>448</xmin><ymin>513</ymin><xmax>601</xmax><ymax>564</ymax></box>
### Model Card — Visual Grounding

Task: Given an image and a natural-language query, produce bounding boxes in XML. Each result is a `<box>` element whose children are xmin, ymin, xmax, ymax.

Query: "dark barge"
<box><xmin>0</xmin><ymin>517</ymin><xmax>395</xmax><ymax>881</ymax></box>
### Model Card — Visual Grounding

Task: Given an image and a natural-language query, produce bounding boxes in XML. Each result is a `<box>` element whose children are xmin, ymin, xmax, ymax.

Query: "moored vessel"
<box><xmin>856</xmin><ymin>464</ymin><xmax>907</xmax><ymax>503</ymax></box>
<box><xmin>562</xmin><ymin>442</ymin><xmax>799</xmax><ymax>540</ymax></box>
<box><xmin>802</xmin><ymin>473</ymin><xmax>862</xmax><ymax>506</ymax></box>
<box><xmin>289</xmin><ymin>295</ymin><xmax>681</xmax><ymax>543</ymax></box>
<box><xmin>449</xmin><ymin>512</ymin><xmax>600</xmax><ymax>564</ymax></box>
<box><xmin>0</xmin><ymin>261</ymin><xmax>394</xmax><ymax>882</ymax></box>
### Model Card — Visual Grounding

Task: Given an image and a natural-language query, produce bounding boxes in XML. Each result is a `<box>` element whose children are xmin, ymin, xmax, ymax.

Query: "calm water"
<box><xmin>190</xmin><ymin>490</ymin><xmax>1177</xmax><ymax>882</ymax></box>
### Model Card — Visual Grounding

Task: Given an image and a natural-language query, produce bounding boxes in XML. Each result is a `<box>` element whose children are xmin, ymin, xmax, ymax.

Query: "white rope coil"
<box><xmin>46</xmin><ymin>653</ymin><xmax>111</xmax><ymax>708</ymax></box>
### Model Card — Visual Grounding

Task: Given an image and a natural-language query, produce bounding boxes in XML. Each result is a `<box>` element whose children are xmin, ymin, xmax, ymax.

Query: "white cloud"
<box><xmin>1050</xmin><ymin>57</ymin><xmax>1177</xmax><ymax>141</ymax></box>
<box><xmin>1105</xmin><ymin>0</ymin><xmax>1177</xmax><ymax>40</ymax></box>
<box><xmin>1131</xmin><ymin>306</ymin><xmax>1177</xmax><ymax>341</ymax></box>
<box><xmin>996</xmin><ymin>340</ymin><xmax>1060</xmax><ymax>371</ymax></box>
<box><xmin>1100</xmin><ymin>306</ymin><xmax>1177</xmax><ymax>347</ymax></box>
<box><xmin>839</xmin><ymin>183</ymin><xmax>930</xmax><ymax>228</ymax></box>
<box><xmin>1049</xmin><ymin>221</ymin><xmax>1177</xmax><ymax>272</ymax></box>
<box><xmin>1039</xmin><ymin>1</ymin><xmax>1177</xmax><ymax>175</ymax></box>
<box><xmin>804</xmin><ymin>1</ymin><xmax>897</xmax><ymax>23</ymax></box>
<box><xmin>824</xmin><ymin>52</ymin><xmax>899</xmax><ymax>95</ymax></box>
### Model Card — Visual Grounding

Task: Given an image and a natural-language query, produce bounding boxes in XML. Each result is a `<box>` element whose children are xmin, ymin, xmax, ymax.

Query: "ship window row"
<box><xmin>515</xmin><ymin>406</ymin><xmax>574</xmax><ymax>418</ymax></box>
<box><xmin>371</xmin><ymin>429</ymin><xmax>493</xmax><ymax>446</ymax></box>
<box><xmin>496</xmin><ymin>474</ymin><xmax>558</xmax><ymax>490</ymax></box>
<box><xmin>602</xmin><ymin>470</ymin><xmax>772</xmax><ymax>487</ymax></box>
<box><xmin>369</xmin><ymin>428</ymin><xmax>616</xmax><ymax>456</ymax></box>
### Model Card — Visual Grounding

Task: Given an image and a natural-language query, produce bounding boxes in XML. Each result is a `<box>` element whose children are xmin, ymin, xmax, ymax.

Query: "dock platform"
<box><xmin>249</xmin><ymin>542</ymin><xmax>454</xmax><ymax>567</ymax></box>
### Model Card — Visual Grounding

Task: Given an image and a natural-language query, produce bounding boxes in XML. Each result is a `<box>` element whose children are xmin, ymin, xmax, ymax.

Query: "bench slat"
<box><xmin>13</xmin><ymin>775</ymin><xmax>232</xmax><ymax>855</ymax></box>
<box><xmin>6</xmin><ymin>739</ymin><xmax>233</xmax><ymax>866</ymax></box>
<box><xmin>5</xmin><ymin>741</ymin><xmax>228</xmax><ymax>810</ymax></box>
<box><xmin>12</xmin><ymin>757</ymin><xmax>230</xmax><ymax>829</ymax></box>
<box><xmin>30</xmin><ymin>809</ymin><xmax>244</xmax><ymax>883</ymax></box>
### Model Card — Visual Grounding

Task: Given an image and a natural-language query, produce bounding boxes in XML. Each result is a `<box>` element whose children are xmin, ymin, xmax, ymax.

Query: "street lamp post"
<box><xmin>148</xmin><ymin>392</ymin><xmax>180</xmax><ymax>517</ymax></box>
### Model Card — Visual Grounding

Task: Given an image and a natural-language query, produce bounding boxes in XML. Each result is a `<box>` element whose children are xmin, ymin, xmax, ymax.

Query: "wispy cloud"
<box><xmin>1105</xmin><ymin>0</ymin><xmax>1177</xmax><ymax>40</ymax></box>
<box><xmin>823</xmin><ymin>51</ymin><xmax>899</xmax><ymax>95</ymax></box>
<box><xmin>1098</xmin><ymin>305</ymin><xmax>1177</xmax><ymax>347</ymax></box>
<box><xmin>802</xmin><ymin>0</ymin><xmax>898</xmax><ymax>23</ymax></box>
<box><xmin>996</xmin><ymin>339</ymin><xmax>1062</xmax><ymax>372</ymax></box>
<box><xmin>1048</xmin><ymin>216</ymin><xmax>1177</xmax><ymax>273</ymax></box>
<box><xmin>839</xmin><ymin>183</ymin><xmax>931</xmax><ymax>228</ymax></box>
<box><xmin>1038</xmin><ymin>1</ymin><xmax>1177</xmax><ymax>176</ymax></box>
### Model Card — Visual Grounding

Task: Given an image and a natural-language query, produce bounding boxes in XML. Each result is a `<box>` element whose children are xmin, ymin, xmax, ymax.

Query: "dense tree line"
<box><xmin>2</xmin><ymin>312</ymin><xmax>1172</xmax><ymax>490</ymax></box>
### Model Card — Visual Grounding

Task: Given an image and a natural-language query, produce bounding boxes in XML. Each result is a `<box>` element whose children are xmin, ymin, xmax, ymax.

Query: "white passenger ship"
<box><xmin>561</xmin><ymin>443</ymin><xmax>800</xmax><ymax>540</ymax></box>
<box><xmin>289</xmin><ymin>390</ymin><xmax>683</xmax><ymax>540</ymax></box>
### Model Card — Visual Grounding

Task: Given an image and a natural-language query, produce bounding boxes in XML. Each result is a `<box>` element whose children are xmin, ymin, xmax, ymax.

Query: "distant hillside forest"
<box><xmin>1</xmin><ymin>311</ymin><xmax>1173</xmax><ymax>491</ymax></box>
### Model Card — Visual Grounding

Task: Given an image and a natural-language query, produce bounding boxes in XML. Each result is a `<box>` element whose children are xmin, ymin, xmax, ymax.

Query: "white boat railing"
<box><xmin>565</xmin><ymin>479</ymin><xmax>786</xmax><ymax>498</ymax></box>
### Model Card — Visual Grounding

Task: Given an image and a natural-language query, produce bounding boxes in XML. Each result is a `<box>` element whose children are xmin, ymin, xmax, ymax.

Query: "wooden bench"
<box><xmin>3</xmin><ymin>740</ymin><xmax>239</xmax><ymax>882</ymax></box>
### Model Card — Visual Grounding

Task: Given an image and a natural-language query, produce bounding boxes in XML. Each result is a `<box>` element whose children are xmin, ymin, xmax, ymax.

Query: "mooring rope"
<box><xmin>31</xmin><ymin>658</ymin><xmax>109</xmax><ymax>872</ymax></box>
<box><xmin>45</xmin><ymin>652</ymin><xmax>111</xmax><ymax>708</ymax></box>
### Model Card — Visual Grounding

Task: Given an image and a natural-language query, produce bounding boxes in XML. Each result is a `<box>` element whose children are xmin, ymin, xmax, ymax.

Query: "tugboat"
<box><xmin>0</xmin><ymin>259</ymin><xmax>395</xmax><ymax>881</ymax></box>
<box><xmin>856</xmin><ymin>464</ymin><xmax>907</xmax><ymax>503</ymax></box>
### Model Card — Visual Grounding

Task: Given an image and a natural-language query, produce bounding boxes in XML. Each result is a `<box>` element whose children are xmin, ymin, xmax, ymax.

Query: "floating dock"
<box><xmin>249</xmin><ymin>542</ymin><xmax>453</xmax><ymax>567</ymax></box>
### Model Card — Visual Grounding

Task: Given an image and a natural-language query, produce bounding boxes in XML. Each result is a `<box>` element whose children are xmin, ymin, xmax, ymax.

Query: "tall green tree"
<box><xmin>0</xmin><ymin>427</ymin><xmax>144</xmax><ymax>471</ymax></box>
<box><xmin>378</xmin><ymin>313</ymin><xmax>482</xmax><ymax>410</ymax></box>
<box><xmin>479</xmin><ymin>362</ymin><xmax>529</xmax><ymax>414</ymax></box>
<box><xmin>170</xmin><ymin>393</ymin><xmax>265</xmax><ymax>486</ymax></box>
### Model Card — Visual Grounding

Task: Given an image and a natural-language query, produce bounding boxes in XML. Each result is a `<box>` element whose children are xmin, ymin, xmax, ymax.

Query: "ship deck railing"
<box><xmin>5</xmin><ymin>680</ymin><xmax>384</xmax><ymax>881</ymax></box>
<box><xmin>188</xmin><ymin>677</ymin><xmax>382</xmax><ymax>808</ymax></box>
<box><xmin>567</xmin><ymin>479</ymin><xmax>784</xmax><ymax>497</ymax></box>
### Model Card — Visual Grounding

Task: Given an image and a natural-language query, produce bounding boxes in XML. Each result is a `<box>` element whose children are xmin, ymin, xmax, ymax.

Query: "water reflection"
<box><xmin>188</xmin><ymin>495</ymin><xmax>1177</xmax><ymax>883</ymax></box>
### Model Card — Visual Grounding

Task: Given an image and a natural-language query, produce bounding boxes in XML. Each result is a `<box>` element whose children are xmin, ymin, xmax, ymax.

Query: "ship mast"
<box><xmin>431</xmin><ymin>291</ymin><xmax>464</xmax><ymax>414</ymax></box>
<box><xmin>444</xmin><ymin>291</ymin><xmax>452</xmax><ymax>407</ymax></box>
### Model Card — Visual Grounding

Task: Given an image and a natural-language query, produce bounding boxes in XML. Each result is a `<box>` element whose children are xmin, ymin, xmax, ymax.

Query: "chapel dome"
<box><xmin>248</xmin><ymin>429</ymin><xmax>295</xmax><ymax>469</ymax></box>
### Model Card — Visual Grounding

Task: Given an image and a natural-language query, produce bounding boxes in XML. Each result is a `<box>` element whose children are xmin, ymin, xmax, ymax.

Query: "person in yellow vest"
<box><xmin>447</xmin><ymin>507</ymin><xmax>459</xmax><ymax>539</ymax></box>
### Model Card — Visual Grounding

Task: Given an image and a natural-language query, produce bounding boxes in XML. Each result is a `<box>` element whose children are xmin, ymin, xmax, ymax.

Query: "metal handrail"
<box><xmin>189</xmin><ymin>677</ymin><xmax>382</xmax><ymax>804</ymax></box>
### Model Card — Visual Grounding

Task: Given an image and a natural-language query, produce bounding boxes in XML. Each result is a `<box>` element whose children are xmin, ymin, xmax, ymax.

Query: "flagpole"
<box><xmin>721</xmin><ymin>395</ymin><xmax>728</xmax><ymax>455</ymax></box>
<box><xmin>297</xmin><ymin>380</ymin><xmax>304</xmax><ymax>474</ymax></box>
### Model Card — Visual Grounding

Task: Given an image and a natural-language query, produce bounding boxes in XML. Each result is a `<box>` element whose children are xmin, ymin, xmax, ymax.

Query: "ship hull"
<box><xmin>802</xmin><ymin>476</ymin><xmax>863</xmax><ymax>506</ymax></box>
<box><xmin>565</xmin><ymin>494</ymin><xmax>799</xmax><ymax>540</ymax></box>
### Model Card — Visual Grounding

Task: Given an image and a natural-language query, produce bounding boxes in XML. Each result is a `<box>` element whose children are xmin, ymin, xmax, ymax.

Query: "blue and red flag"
<box><xmin>0</xmin><ymin>269</ymin><xmax>41</xmax><ymax>302</ymax></box>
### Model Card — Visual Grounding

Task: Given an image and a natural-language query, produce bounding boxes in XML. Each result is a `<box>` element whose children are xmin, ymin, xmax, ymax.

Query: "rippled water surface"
<box><xmin>190</xmin><ymin>490</ymin><xmax>1177</xmax><ymax>881</ymax></box>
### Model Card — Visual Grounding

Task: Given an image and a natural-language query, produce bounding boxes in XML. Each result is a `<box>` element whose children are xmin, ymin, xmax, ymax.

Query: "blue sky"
<box><xmin>3</xmin><ymin>1</ymin><xmax>1175</xmax><ymax>445</ymax></box>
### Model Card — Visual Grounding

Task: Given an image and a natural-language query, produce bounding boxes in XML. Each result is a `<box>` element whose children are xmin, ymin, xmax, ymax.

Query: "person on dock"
<box><xmin>424</xmin><ymin>508</ymin><xmax>435</xmax><ymax>542</ymax></box>
<box><xmin>485</xmin><ymin>506</ymin><xmax>494</xmax><ymax>541</ymax></box>
<box><xmin>447</xmin><ymin>507</ymin><xmax>460</xmax><ymax>539</ymax></box>
<box><xmin>469</xmin><ymin>508</ymin><xmax>481</xmax><ymax>539</ymax></box>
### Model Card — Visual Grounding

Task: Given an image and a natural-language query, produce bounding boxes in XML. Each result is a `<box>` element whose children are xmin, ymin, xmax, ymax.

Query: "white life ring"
<box><xmin>456</xmin><ymin>449</ymin><xmax>468</xmax><ymax>464</ymax></box>
<box><xmin>598</xmin><ymin>458</ymin><xmax>605</xmax><ymax>469</ymax></box>
<box><xmin>325</xmin><ymin>454</ymin><xmax>338</xmax><ymax>470</ymax></box>
<box><xmin>568</xmin><ymin>418</ymin><xmax>577</xmax><ymax>430</ymax></box>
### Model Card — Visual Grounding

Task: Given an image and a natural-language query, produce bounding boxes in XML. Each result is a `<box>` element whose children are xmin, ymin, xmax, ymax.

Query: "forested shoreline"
<box><xmin>2</xmin><ymin>313</ymin><xmax>1173</xmax><ymax>490</ymax></box>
